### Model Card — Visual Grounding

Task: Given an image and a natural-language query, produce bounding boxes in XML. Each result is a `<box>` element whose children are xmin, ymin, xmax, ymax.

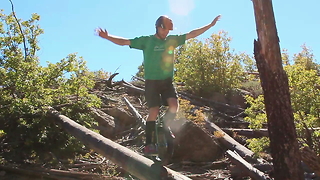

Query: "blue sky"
<box><xmin>2</xmin><ymin>0</ymin><xmax>319</xmax><ymax>81</ymax></box>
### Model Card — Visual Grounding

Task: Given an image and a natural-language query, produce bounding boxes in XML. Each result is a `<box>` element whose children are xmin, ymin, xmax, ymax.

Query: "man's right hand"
<box><xmin>95</xmin><ymin>28</ymin><xmax>130</xmax><ymax>46</ymax></box>
<box><xmin>96</xmin><ymin>28</ymin><xmax>108</xmax><ymax>39</ymax></box>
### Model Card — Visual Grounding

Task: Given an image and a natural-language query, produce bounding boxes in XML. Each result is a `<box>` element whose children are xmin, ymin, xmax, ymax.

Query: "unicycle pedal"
<box><xmin>149</xmin><ymin>155</ymin><xmax>162</xmax><ymax>163</ymax></box>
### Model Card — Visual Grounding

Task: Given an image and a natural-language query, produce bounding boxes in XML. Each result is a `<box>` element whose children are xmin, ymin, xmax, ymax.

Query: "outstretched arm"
<box><xmin>96</xmin><ymin>28</ymin><xmax>130</xmax><ymax>46</ymax></box>
<box><xmin>186</xmin><ymin>15</ymin><xmax>221</xmax><ymax>40</ymax></box>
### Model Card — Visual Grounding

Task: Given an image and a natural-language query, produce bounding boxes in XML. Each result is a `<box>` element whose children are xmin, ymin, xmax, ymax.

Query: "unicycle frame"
<box><xmin>154</xmin><ymin>108</ymin><xmax>174</xmax><ymax>164</ymax></box>
<box><xmin>155</xmin><ymin>114</ymin><xmax>167</xmax><ymax>158</ymax></box>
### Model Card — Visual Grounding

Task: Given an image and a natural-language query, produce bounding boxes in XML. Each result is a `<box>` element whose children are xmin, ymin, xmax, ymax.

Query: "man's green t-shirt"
<box><xmin>129</xmin><ymin>34</ymin><xmax>186</xmax><ymax>80</ymax></box>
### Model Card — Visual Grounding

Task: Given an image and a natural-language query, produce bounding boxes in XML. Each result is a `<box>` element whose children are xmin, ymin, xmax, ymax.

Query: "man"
<box><xmin>96</xmin><ymin>14</ymin><xmax>221</xmax><ymax>155</ymax></box>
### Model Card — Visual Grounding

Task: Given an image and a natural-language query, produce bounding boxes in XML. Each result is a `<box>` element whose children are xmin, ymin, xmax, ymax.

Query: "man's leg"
<box><xmin>162</xmin><ymin>97</ymin><xmax>178</xmax><ymax>138</ymax></box>
<box><xmin>144</xmin><ymin>79</ymin><xmax>161</xmax><ymax>155</ymax></box>
<box><xmin>145</xmin><ymin>106</ymin><xmax>159</xmax><ymax>145</ymax></box>
<box><xmin>164</xmin><ymin>97</ymin><xmax>178</xmax><ymax>122</ymax></box>
<box><xmin>161</xmin><ymin>78</ymin><xmax>179</xmax><ymax>132</ymax></box>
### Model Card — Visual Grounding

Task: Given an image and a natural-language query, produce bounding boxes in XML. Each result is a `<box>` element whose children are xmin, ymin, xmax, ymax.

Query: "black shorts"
<box><xmin>145</xmin><ymin>78</ymin><xmax>178</xmax><ymax>108</ymax></box>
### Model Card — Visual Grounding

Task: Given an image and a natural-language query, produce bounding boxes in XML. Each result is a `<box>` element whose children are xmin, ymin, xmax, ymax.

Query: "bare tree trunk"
<box><xmin>251</xmin><ymin>0</ymin><xmax>304</xmax><ymax>179</ymax></box>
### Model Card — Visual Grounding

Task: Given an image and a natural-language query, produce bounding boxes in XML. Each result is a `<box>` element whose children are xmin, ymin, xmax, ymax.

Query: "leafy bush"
<box><xmin>174</xmin><ymin>31</ymin><xmax>249</xmax><ymax>97</ymax></box>
<box><xmin>0</xmin><ymin>10</ymin><xmax>101</xmax><ymax>163</ymax></box>
<box><xmin>244</xmin><ymin>47</ymin><xmax>320</xmax><ymax>155</ymax></box>
<box><xmin>178</xmin><ymin>98</ymin><xmax>205</xmax><ymax>124</ymax></box>
<box><xmin>241</xmin><ymin>80</ymin><xmax>263</xmax><ymax>98</ymax></box>
<box><xmin>247</xmin><ymin>137</ymin><xmax>270</xmax><ymax>157</ymax></box>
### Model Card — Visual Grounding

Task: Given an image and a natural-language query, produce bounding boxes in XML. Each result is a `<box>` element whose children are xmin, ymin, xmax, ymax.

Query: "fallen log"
<box><xmin>177</xmin><ymin>93</ymin><xmax>211</xmax><ymax>110</ymax></box>
<box><xmin>47</xmin><ymin>107</ymin><xmax>191</xmax><ymax>180</ymax></box>
<box><xmin>216</xmin><ymin>120</ymin><xmax>268</xmax><ymax>129</ymax></box>
<box><xmin>222</xmin><ymin>128</ymin><xmax>320</xmax><ymax>139</ymax></box>
<box><xmin>205</xmin><ymin>119</ymin><xmax>265</xmax><ymax>164</ymax></box>
<box><xmin>221</xmin><ymin>128</ymin><xmax>269</xmax><ymax>138</ymax></box>
<box><xmin>215</xmin><ymin>120</ymin><xmax>250</xmax><ymax>128</ymax></box>
<box><xmin>226</xmin><ymin>150</ymin><xmax>270</xmax><ymax>180</ymax></box>
<box><xmin>0</xmin><ymin>164</ymin><xmax>122</xmax><ymax>180</ymax></box>
<box><xmin>229</xmin><ymin>163</ymin><xmax>273</xmax><ymax>178</ymax></box>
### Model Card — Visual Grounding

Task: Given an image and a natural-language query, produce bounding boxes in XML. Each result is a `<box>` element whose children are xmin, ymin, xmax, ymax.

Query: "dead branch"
<box><xmin>106</xmin><ymin>73</ymin><xmax>122</xmax><ymax>88</ymax></box>
<box><xmin>8</xmin><ymin>0</ymin><xmax>27</xmax><ymax>61</ymax></box>
<box><xmin>122</xmin><ymin>96</ymin><xmax>146</xmax><ymax>128</ymax></box>
<box><xmin>131</xmin><ymin>75</ymin><xmax>145</xmax><ymax>82</ymax></box>
<box><xmin>121</xmin><ymin>82</ymin><xmax>145</xmax><ymax>94</ymax></box>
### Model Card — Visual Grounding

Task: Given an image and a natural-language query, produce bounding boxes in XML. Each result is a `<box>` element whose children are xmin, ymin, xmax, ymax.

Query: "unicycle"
<box><xmin>154</xmin><ymin>110</ymin><xmax>175</xmax><ymax>165</ymax></box>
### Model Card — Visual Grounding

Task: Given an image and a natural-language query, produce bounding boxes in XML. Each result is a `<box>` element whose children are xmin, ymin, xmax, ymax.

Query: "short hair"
<box><xmin>155</xmin><ymin>15</ymin><xmax>172</xmax><ymax>29</ymax></box>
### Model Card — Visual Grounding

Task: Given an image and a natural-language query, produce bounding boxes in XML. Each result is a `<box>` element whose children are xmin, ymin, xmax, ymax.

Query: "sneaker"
<box><xmin>143</xmin><ymin>144</ymin><xmax>158</xmax><ymax>155</ymax></box>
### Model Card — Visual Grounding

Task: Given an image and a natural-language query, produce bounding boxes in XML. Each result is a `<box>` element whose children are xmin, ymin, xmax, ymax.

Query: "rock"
<box><xmin>171</xmin><ymin>120</ymin><xmax>223</xmax><ymax>162</ymax></box>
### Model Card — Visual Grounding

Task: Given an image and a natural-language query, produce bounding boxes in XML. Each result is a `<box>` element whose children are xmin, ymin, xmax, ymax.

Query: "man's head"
<box><xmin>155</xmin><ymin>15</ymin><xmax>173</xmax><ymax>39</ymax></box>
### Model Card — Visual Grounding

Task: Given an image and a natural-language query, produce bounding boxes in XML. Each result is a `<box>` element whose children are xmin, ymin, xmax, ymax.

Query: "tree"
<box><xmin>245</xmin><ymin>47</ymin><xmax>320</xmax><ymax>152</ymax></box>
<box><xmin>174</xmin><ymin>30</ymin><xmax>249</xmax><ymax>97</ymax></box>
<box><xmin>0</xmin><ymin>10</ymin><xmax>100</xmax><ymax>163</ymax></box>
<box><xmin>293</xmin><ymin>44</ymin><xmax>320</xmax><ymax>73</ymax></box>
<box><xmin>285</xmin><ymin>58</ymin><xmax>320</xmax><ymax>153</ymax></box>
<box><xmin>135</xmin><ymin>63</ymin><xmax>144</xmax><ymax>79</ymax></box>
<box><xmin>252</xmin><ymin>0</ymin><xmax>304</xmax><ymax>179</ymax></box>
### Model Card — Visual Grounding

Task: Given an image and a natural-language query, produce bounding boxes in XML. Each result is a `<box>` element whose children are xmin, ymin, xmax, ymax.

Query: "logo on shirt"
<box><xmin>154</xmin><ymin>45</ymin><xmax>165</xmax><ymax>51</ymax></box>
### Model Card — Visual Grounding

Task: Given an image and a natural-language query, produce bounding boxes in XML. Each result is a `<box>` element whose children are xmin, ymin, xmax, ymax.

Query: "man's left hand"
<box><xmin>211</xmin><ymin>15</ymin><xmax>221</xmax><ymax>26</ymax></box>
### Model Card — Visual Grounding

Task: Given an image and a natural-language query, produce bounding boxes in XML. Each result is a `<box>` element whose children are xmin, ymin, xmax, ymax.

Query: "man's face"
<box><xmin>156</xmin><ymin>17</ymin><xmax>173</xmax><ymax>39</ymax></box>
<box><xmin>157</xmin><ymin>27</ymin><xmax>170</xmax><ymax>39</ymax></box>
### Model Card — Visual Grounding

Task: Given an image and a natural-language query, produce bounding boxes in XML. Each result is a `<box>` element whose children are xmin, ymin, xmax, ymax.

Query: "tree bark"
<box><xmin>252</xmin><ymin>0</ymin><xmax>304</xmax><ymax>179</ymax></box>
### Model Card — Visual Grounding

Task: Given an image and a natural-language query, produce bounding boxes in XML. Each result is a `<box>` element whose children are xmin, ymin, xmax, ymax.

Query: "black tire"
<box><xmin>157</xmin><ymin>127</ymin><xmax>175</xmax><ymax>165</ymax></box>
<box><xmin>165</xmin><ymin>129</ymin><xmax>174</xmax><ymax>158</ymax></box>
<box><xmin>157</xmin><ymin>127</ymin><xmax>168</xmax><ymax>160</ymax></box>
